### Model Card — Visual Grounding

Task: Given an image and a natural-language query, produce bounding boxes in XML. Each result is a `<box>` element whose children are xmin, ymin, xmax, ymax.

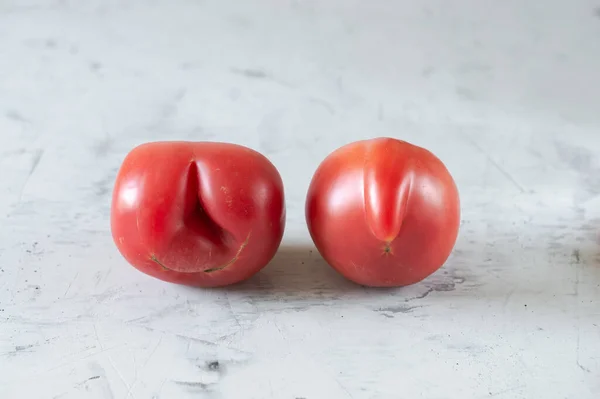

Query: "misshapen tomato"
<box><xmin>111</xmin><ymin>141</ymin><xmax>285</xmax><ymax>287</ymax></box>
<box><xmin>305</xmin><ymin>137</ymin><xmax>460</xmax><ymax>287</ymax></box>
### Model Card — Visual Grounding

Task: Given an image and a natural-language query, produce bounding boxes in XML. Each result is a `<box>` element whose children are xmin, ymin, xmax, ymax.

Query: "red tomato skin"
<box><xmin>305</xmin><ymin>137</ymin><xmax>460</xmax><ymax>287</ymax></box>
<box><xmin>111</xmin><ymin>141</ymin><xmax>285</xmax><ymax>287</ymax></box>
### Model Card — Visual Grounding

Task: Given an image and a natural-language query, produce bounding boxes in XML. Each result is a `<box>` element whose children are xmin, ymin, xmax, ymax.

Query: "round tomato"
<box><xmin>111</xmin><ymin>141</ymin><xmax>286</xmax><ymax>287</ymax></box>
<box><xmin>305</xmin><ymin>137</ymin><xmax>460</xmax><ymax>287</ymax></box>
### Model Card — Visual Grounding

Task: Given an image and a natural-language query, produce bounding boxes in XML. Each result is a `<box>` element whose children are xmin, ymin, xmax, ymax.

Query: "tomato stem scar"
<box><xmin>204</xmin><ymin>230</ymin><xmax>252</xmax><ymax>273</ymax></box>
<box><xmin>383</xmin><ymin>242</ymin><xmax>393</xmax><ymax>255</ymax></box>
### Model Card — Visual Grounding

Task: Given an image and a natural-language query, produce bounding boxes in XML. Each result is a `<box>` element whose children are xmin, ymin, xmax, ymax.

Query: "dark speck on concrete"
<box><xmin>422</xmin><ymin>66</ymin><xmax>435</xmax><ymax>77</ymax></box>
<box><xmin>180</xmin><ymin>62</ymin><xmax>194</xmax><ymax>70</ymax></box>
<box><xmin>89</xmin><ymin>61</ymin><xmax>102</xmax><ymax>71</ymax></box>
<box><xmin>174</xmin><ymin>381</ymin><xmax>209</xmax><ymax>390</ymax></box>
<box><xmin>572</xmin><ymin>248</ymin><xmax>581</xmax><ymax>263</ymax></box>
<box><xmin>207</xmin><ymin>360</ymin><xmax>219</xmax><ymax>371</ymax></box>
<box><xmin>434</xmin><ymin>283</ymin><xmax>456</xmax><ymax>292</ymax></box>
<box><xmin>555</xmin><ymin>141</ymin><xmax>593</xmax><ymax>174</ymax></box>
<box><xmin>453</xmin><ymin>276</ymin><xmax>466</xmax><ymax>284</ymax></box>
<box><xmin>5</xmin><ymin>110</ymin><xmax>29</xmax><ymax>123</ymax></box>
<box><xmin>554</xmin><ymin>53</ymin><xmax>568</xmax><ymax>62</ymax></box>
<box><xmin>231</xmin><ymin>68</ymin><xmax>268</xmax><ymax>79</ymax></box>
<box><xmin>95</xmin><ymin>184</ymin><xmax>110</xmax><ymax>198</ymax></box>
<box><xmin>455</xmin><ymin>86</ymin><xmax>477</xmax><ymax>101</ymax></box>
<box><xmin>94</xmin><ymin>168</ymin><xmax>118</xmax><ymax>197</ymax></box>
<box><xmin>91</xmin><ymin>136</ymin><xmax>113</xmax><ymax>158</ymax></box>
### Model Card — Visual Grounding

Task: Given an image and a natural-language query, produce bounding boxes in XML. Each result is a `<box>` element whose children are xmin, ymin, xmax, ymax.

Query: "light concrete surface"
<box><xmin>1</xmin><ymin>1</ymin><xmax>599</xmax><ymax>398</ymax></box>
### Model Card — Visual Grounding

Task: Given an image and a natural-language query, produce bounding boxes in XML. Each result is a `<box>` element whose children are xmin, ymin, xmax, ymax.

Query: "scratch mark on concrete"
<box><xmin>18</xmin><ymin>149</ymin><xmax>45</xmax><ymax>202</ymax></box>
<box><xmin>63</xmin><ymin>272</ymin><xmax>78</xmax><ymax>298</ymax></box>
<box><xmin>108</xmin><ymin>354</ymin><xmax>132</xmax><ymax>397</ymax></box>
<box><xmin>124</xmin><ymin>336</ymin><xmax>161</xmax><ymax>397</ymax></box>
<box><xmin>93</xmin><ymin>324</ymin><xmax>133</xmax><ymax>395</ymax></box>
<box><xmin>225</xmin><ymin>293</ymin><xmax>243</xmax><ymax>333</ymax></box>
<box><xmin>334</xmin><ymin>377</ymin><xmax>355</xmax><ymax>398</ymax></box>
<box><xmin>488</xmin><ymin>384</ymin><xmax>526</xmax><ymax>397</ymax></box>
<box><xmin>502</xmin><ymin>288</ymin><xmax>515</xmax><ymax>309</ymax></box>
<box><xmin>460</xmin><ymin>133</ymin><xmax>526</xmax><ymax>193</ymax></box>
<box><xmin>572</xmin><ymin>246</ymin><xmax>589</xmax><ymax>372</ymax></box>
<box><xmin>308</xmin><ymin>97</ymin><xmax>336</xmax><ymax>114</ymax></box>
<box><xmin>29</xmin><ymin>149</ymin><xmax>44</xmax><ymax>175</ymax></box>
<box><xmin>576</xmin><ymin>329</ymin><xmax>591</xmax><ymax>373</ymax></box>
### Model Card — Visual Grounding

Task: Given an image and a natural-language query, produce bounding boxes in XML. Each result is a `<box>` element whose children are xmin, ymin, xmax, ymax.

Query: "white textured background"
<box><xmin>1</xmin><ymin>1</ymin><xmax>599</xmax><ymax>398</ymax></box>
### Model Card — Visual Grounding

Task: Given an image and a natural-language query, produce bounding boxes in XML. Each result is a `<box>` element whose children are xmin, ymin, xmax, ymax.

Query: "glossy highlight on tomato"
<box><xmin>111</xmin><ymin>141</ymin><xmax>286</xmax><ymax>287</ymax></box>
<box><xmin>305</xmin><ymin>137</ymin><xmax>460</xmax><ymax>287</ymax></box>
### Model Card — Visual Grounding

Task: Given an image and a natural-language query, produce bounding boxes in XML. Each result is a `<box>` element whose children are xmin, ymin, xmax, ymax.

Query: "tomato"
<box><xmin>111</xmin><ymin>141</ymin><xmax>286</xmax><ymax>287</ymax></box>
<box><xmin>305</xmin><ymin>137</ymin><xmax>460</xmax><ymax>287</ymax></box>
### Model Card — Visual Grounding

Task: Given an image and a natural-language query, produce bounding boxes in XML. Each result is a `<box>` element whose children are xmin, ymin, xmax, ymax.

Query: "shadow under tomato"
<box><xmin>231</xmin><ymin>244</ymin><xmax>364</xmax><ymax>296</ymax></box>
<box><xmin>217</xmin><ymin>243</ymin><xmax>483</xmax><ymax>315</ymax></box>
<box><xmin>223</xmin><ymin>242</ymin><xmax>471</xmax><ymax>301</ymax></box>
<box><xmin>215</xmin><ymin>221</ymin><xmax>600</xmax><ymax>306</ymax></box>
